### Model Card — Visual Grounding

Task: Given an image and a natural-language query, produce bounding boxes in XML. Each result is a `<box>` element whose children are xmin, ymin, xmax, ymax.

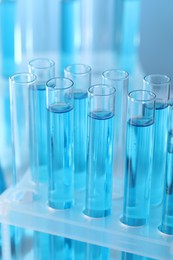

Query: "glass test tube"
<box><xmin>64</xmin><ymin>64</ymin><xmax>91</xmax><ymax>191</ymax></box>
<box><xmin>28</xmin><ymin>58</ymin><xmax>55</xmax><ymax>195</ymax></box>
<box><xmin>143</xmin><ymin>74</ymin><xmax>171</xmax><ymax>206</ymax></box>
<box><xmin>102</xmin><ymin>69</ymin><xmax>129</xmax><ymax>198</ymax></box>
<box><xmin>84</xmin><ymin>84</ymin><xmax>116</xmax><ymax>218</ymax></box>
<box><xmin>28</xmin><ymin>58</ymin><xmax>55</xmax><ymax>260</ymax></box>
<box><xmin>122</xmin><ymin>90</ymin><xmax>156</xmax><ymax>226</ymax></box>
<box><xmin>9</xmin><ymin>73</ymin><xmax>36</xmax><ymax>185</ymax></box>
<box><xmin>159</xmin><ymin>100</ymin><xmax>173</xmax><ymax>235</ymax></box>
<box><xmin>46</xmin><ymin>77</ymin><xmax>74</xmax><ymax>209</ymax></box>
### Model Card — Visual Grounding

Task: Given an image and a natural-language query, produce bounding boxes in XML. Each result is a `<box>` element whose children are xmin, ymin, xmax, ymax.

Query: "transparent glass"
<box><xmin>159</xmin><ymin>101</ymin><xmax>173</xmax><ymax>235</ymax></box>
<box><xmin>9</xmin><ymin>73</ymin><xmax>36</xmax><ymax>185</ymax></box>
<box><xmin>28</xmin><ymin>58</ymin><xmax>55</xmax><ymax>197</ymax></box>
<box><xmin>84</xmin><ymin>84</ymin><xmax>116</xmax><ymax>218</ymax></box>
<box><xmin>46</xmin><ymin>77</ymin><xmax>74</xmax><ymax>210</ymax></box>
<box><xmin>121</xmin><ymin>90</ymin><xmax>156</xmax><ymax>226</ymax></box>
<box><xmin>28</xmin><ymin>58</ymin><xmax>55</xmax><ymax>260</ymax></box>
<box><xmin>102</xmin><ymin>69</ymin><xmax>129</xmax><ymax>199</ymax></box>
<box><xmin>143</xmin><ymin>74</ymin><xmax>171</xmax><ymax>206</ymax></box>
<box><xmin>64</xmin><ymin>64</ymin><xmax>91</xmax><ymax>191</ymax></box>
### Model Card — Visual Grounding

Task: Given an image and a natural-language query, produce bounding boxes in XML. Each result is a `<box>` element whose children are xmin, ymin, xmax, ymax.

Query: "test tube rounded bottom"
<box><xmin>83</xmin><ymin>208</ymin><xmax>111</xmax><ymax>218</ymax></box>
<box><xmin>49</xmin><ymin>201</ymin><xmax>73</xmax><ymax>210</ymax></box>
<box><xmin>120</xmin><ymin>216</ymin><xmax>146</xmax><ymax>227</ymax></box>
<box><xmin>158</xmin><ymin>224</ymin><xmax>173</xmax><ymax>236</ymax></box>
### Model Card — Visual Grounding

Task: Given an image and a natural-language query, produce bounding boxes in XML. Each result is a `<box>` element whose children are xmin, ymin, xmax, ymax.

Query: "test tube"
<box><xmin>159</xmin><ymin>100</ymin><xmax>173</xmax><ymax>235</ymax></box>
<box><xmin>102</xmin><ymin>69</ymin><xmax>129</xmax><ymax>198</ymax></box>
<box><xmin>143</xmin><ymin>74</ymin><xmax>171</xmax><ymax>206</ymax></box>
<box><xmin>122</xmin><ymin>90</ymin><xmax>156</xmax><ymax>226</ymax></box>
<box><xmin>9</xmin><ymin>73</ymin><xmax>36</xmax><ymax>185</ymax></box>
<box><xmin>64</xmin><ymin>64</ymin><xmax>91</xmax><ymax>191</ymax></box>
<box><xmin>28</xmin><ymin>58</ymin><xmax>55</xmax><ymax>260</ymax></box>
<box><xmin>28</xmin><ymin>58</ymin><xmax>55</xmax><ymax>196</ymax></box>
<box><xmin>46</xmin><ymin>77</ymin><xmax>74</xmax><ymax>209</ymax></box>
<box><xmin>84</xmin><ymin>84</ymin><xmax>116</xmax><ymax>218</ymax></box>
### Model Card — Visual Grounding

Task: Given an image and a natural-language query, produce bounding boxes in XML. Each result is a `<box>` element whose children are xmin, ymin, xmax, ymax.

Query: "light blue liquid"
<box><xmin>86</xmin><ymin>244</ymin><xmax>110</xmax><ymax>260</ymax></box>
<box><xmin>73</xmin><ymin>240</ymin><xmax>86</xmax><ymax>260</ymax></box>
<box><xmin>30</xmin><ymin>86</ymin><xmax>48</xmax><ymax>186</ymax></box>
<box><xmin>122</xmin><ymin>118</ymin><xmax>154</xmax><ymax>226</ymax></box>
<box><xmin>11</xmin><ymin>227</ymin><xmax>33</xmax><ymax>260</ymax></box>
<box><xmin>34</xmin><ymin>232</ymin><xmax>50</xmax><ymax>260</ymax></box>
<box><xmin>160</xmin><ymin>130</ymin><xmax>173</xmax><ymax>235</ymax></box>
<box><xmin>47</xmin><ymin>103</ymin><xmax>73</xmax><ymax>209</ymax></box>
<box><xmin>121</xmin><ymin>252</ymin><xmax>153</xmax><ymax>260</ymax></box>
<box><xmin>29</xmin><ymin>87</ymin><xmax>50</xmax><ymax>260</ymax></box>
<box><xmin>0</xmin><ymin>0</ymin><xmax>16</xmax><ymax>78</ymax></box>
<box><xmin>50</xmin><ymin>235</ymin><xmax>74</xmax><ymax>260</ymax></box>
<box><xmin>0</xmin><ymin>165</ymin><xmax>6</xmax><ymax>194</ymax></box>
<box><xmin>74</xmin><ymin>92</ymin><xmax>87</xmax><ymax>190</ymax></box>
<box><xmin>151</xmin><ymin>104</ymin><xmax>169</xmax><ymax>206</ymax></box>
<box><xmin>84</xmin><ymin>111</ymin><xmax>114</xmax><ymax>218</ymax></box>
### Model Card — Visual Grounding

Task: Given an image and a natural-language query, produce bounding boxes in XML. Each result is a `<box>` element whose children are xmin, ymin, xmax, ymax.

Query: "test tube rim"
<box><xmin>143</xmin><ymin>73</ymin><xmax>171</xmax><ymax>86</ymax></box>
<box><xmin>9</xmin><ymin>72</ymin><xmax>37</xmax><ymax>85</ymax></box>
<box><xmin>102</xmin><ymin>69</ymin><xmax>129</xmax><ymax>82</ymax></box>
<box><xmin>64</xmin><ymin>63</ymin><xmax>91</xmax><ymax>76</ymax></box>
<box><xmin>28</xmin><ymin>58</ymin><xmax>55</xmax><ymax>70</ymax></box>
<box><xmin>88</xmin><ymin>84</ymin><xmax>116</xmax><ymax>97</ymax></box>
<box><xmin>46</xmin><ymin>76</ymin><xmax>74</xmax><ymax>90</ymax></box>
<box><xmin>128</xmin><ymin>89</ymin><xmax>156</xmax><ymax>103</ymax></box>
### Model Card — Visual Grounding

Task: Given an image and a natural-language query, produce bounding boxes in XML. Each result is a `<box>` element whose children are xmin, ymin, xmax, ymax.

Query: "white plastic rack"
<box><xmin>0</xmin><ymin>173</ymin><xmax>173</xmax><ymax>259</ymax></box>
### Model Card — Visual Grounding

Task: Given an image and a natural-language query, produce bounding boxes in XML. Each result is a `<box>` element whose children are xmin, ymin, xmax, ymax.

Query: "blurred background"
<box><xmin>0</xmin><ymin>0</ymin><xmax>173</xmax><ymax>186</ymax></box>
